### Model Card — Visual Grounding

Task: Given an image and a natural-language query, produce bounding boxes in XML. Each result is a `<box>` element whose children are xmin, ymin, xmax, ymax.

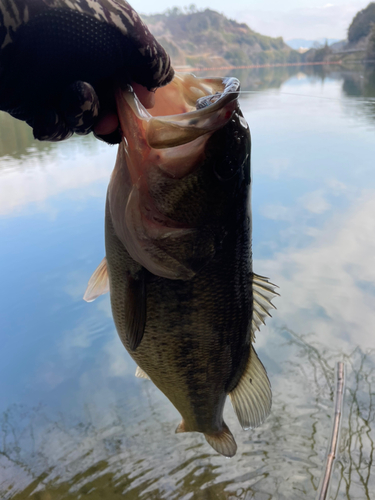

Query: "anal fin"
<box><xmin>135</xmin><ymin>366</ymin><xmax>150</xmax><ymax>380</ymax></box>
<box><xmin>229</xmin><ymin>346</ymin><xmax>272</xmax><ymax>430</ymax></box>
<box><xmin>83</xmin><ymin>257</ymin><xmax>110</xmax><ymax>302</ymax></box>
<box><xmin>204</xmin><ymin>422</ymin><xmax>237</xmax><ymax>457</ymax></box>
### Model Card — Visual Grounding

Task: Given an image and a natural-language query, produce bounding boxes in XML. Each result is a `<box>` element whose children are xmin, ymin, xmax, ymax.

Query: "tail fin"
<box><xmin>204</xmin><ymin>422</ymin><xmax>237</xmax><ymax>457</ymax></box>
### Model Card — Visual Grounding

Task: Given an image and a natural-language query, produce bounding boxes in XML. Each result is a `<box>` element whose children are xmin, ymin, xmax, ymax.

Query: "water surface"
<box><xmin>1</xmin><ymin>65</ymin><xmax>375</xmax><ymax>499</ymax></box>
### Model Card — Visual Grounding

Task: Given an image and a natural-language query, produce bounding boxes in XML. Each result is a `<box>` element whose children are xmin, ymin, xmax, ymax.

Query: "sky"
<box><xmin>131</xmin><ymin>0</ymin><xmax>370</xmax><ymax>41</ymax></box>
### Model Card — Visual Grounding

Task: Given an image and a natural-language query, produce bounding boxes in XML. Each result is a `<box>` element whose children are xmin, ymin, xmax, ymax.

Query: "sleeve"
<box><xmin>0</xmin><ymin>0</ymin><xmax>173</xmax><ymax>140</ymax></box>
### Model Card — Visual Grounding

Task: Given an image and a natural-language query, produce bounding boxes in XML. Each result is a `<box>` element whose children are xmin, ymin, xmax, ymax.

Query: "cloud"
<box><xmin>260</xmin><ymin>204</ymin><xmax>294</xmax><ymax>221</ymax></box>
<box><xmin>60</xmin><ymin>323</ymin><xmax>102</xmax><ymax>351</ymax></box>
<box><xmin>103</xmin><ymin>333</ymin><xmax>135</xmax><ymax>377</ymax></box>
<box><xmin>298</xmin><ymin>189</ymin><xmax>331</xmax><ymax>214</ymax></box>
<box><xmin>260</xmin><ymin>190</ymin><xmax>331</xmax><ymax>222</ymax></box>
<box><xmin>260</xmin><ymin>157</ymin><xmax>292</xmax><ymax>180</ymax></box>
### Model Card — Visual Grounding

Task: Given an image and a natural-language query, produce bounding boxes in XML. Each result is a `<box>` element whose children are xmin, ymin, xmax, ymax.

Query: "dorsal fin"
<box><xmin>251</xmin><ymin>273</ymin><xmax>279</xmax><ymax>339</ymax></box>
<box><xmin>135</xmin><ymin>366</ymin><xmax>151</xmax><ymax>380</ymax></box>
<box><xmin>229</xmin><ymin>345</ymin><xmax>272</xmax><ymax>430</ymax></box>
<box><xmin>83</xmin><ymin>257</ymin><xmax>110</xmax><ymax>302</ymax></box>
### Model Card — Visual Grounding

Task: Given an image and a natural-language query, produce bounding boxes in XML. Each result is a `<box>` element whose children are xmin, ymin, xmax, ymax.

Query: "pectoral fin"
<box><xmin>125</xmin><ymin>269</ymin><xmax>147</xmax><ymax>351</ymax></box>
<box><xmin>83</xmin><ymin>257</ymin><xmax>109</xmax><ymax>302</ymax></box>
<box><xmin>229</xmin><ymin>346</ymin><xmax>272</xmax><ymax>430</ymax></box>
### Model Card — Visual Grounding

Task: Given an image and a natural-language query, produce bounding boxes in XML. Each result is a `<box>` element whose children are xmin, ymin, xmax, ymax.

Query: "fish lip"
<box><xmin>116</xmin><ymin>83</ymin><xmax>153</xmax><ymax>122</ymax></box>
<box><xmin>117</xmin><ymin>74</ymin><xmax>240</xmax><ymax>124</ymax></box>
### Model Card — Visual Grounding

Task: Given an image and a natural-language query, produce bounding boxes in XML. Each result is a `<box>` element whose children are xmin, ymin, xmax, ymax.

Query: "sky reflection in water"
<box><xmin>1</xmin><ymin>66</ymin><xmax>375</xmax><ymax>499</ymax></box>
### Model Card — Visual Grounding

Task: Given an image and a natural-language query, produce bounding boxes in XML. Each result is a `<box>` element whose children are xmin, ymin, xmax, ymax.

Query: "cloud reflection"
<box><xmin>0</xmin><ymin>136</ymin><xmax>115</xmax><ymax>216</ymax></box>
<box><xmin>256</xmin><ymin>192</ymin><xmax>375</xmax><ymax>351</ymax></box>
<box><xmin>299</xmin><ymin>189</ymin><xmax>331</xmax><ymax>214</ymax></box>
<box><xmin>1</xmin><ymin>329</ymin><xmax>374</xmax><ymax>500</ymax></box>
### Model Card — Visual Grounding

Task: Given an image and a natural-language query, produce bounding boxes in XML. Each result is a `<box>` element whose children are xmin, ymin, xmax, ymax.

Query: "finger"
<box><xmin>1</xmin><ymin>0</ymin><xmax>174</xmax><ymax>105</ymax></box>
<box><xmin>93</xmin><ymin>128</ymin><xmax>122</xmax><ymax>145</ymax></box>
<box><xmin>33</xmin><ymin>80</ymin><xmax>157</xmax><ymax>142</ymax></box>
<box><xmin>0</xmin><ymin>0</ymin><xmax>174</xmax><ymax>143</ymax></box>
<box><xmin>61</xmin><ymin>81</ymin><xmax>100</xmax><ymax>135</ymax></box>
<box><xmin>94</xmin><ymin>113</ymin><xmax>119</xmax><ymax>137</ymax></box>
<box><xmin>31</xmin><ymin>110</ymin><xmax>72</xmax><ymax>142</ymax></box>
<box><xmin>132</xmin><ymin>83</ymin><xmax>156</xmax><ymax>109</ymax></box>
<box><xmin>93</xmin><ymin>83</ymin><xmax>155</xmax><ymax>138</ymax></box>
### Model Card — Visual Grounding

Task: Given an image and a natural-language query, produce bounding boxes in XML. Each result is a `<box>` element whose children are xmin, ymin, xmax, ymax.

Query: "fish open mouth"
<box><xmin>110</xmin><ymin>74</ymin><xmax>242</xmax><ymax>280</ymax></box>
<box><xmin>116</xmin><ymin>74</ymin><xmax>240</xmax><ymax>149</ymax></box>
<box><xmin>114</xmin><ymin>74</ymin><xmax>242</xmax><ymax>186</ymax></box>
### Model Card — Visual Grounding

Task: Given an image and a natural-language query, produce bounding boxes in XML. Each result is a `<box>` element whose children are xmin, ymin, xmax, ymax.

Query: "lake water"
<box><xmin>1</xmin><ymin>65</ymin><xmax>375</xmax><ymax>499</ymax></box>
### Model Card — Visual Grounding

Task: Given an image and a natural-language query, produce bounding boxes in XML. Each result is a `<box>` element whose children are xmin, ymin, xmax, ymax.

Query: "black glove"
<box><xmin>0</xmin><ymin>0</ymin><xmax>174</xmax><ymax>143</ymax></box>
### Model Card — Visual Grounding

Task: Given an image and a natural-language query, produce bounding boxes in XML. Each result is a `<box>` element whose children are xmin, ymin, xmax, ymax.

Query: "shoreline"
<box><xmin>176</xmin><ymin>60</ymin><xmax>344</xmax><ymax>73</ymax></box>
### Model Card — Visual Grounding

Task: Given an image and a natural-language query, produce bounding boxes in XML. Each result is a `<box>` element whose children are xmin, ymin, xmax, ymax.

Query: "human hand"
<box><xmin>0</xmin><ymin>0</ymin><xmax>174</xmax><ymax>143</ymax></box>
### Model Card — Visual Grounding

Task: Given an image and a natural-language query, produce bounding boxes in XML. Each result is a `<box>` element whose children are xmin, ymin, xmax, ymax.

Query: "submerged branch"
<box><xmin>317</xmin><ymin>362</ymin><xmax>346</xmax><ymax>500</ymax></box>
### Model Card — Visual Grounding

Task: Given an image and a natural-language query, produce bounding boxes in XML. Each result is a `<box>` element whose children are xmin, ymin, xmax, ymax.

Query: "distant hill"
<box><xmin>348</xmin><ymin>2</ymin><xmax>375</xmax><ymax>43</ymax></box>
<box><xmin>302</xmin><ymin>2</ymin><xmax>375</xmax><ymax>64</ymax></box>
<box><xmin>329</xmin><ymin>40</ymin><xmax>348</xmax><ymax>52</ymax></box>
<box><xmin>142</xmin><ymin>8</ymin><xmax>301</xmax><ymax>68</ymax></box>
<box><xmin>367</xmin><ymin>26</ymin><xmax>375</xmax><ymax>60</ymax></box>
<box><xmin>286</xmin><ymin>38</ymin><xmax>340</xmax><ymax>50</ymax></box>
<box><xmin>347</xmin><ymin>2</ymin><xmax>375</xmax><ymax>61</ymax></box>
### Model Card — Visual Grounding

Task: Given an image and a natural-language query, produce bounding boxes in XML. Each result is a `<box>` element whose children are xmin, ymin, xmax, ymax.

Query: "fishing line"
<box><xmin>223</xmin><ymin>90</ymin><xmax>375</xmax><ymax>105</ymax></box>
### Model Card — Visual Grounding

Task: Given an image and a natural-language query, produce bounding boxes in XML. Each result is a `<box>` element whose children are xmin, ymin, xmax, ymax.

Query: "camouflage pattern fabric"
<box><xmin>0</xmin><ymin>0</ymin><xmax>174</xmax><ymax>141</ymax></box>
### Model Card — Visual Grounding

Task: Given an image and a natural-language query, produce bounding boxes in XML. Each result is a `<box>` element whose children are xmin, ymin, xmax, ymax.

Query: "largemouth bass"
<box><xmin>84</xmin><ymin>74</ymin><xmax>278</xmax><ymax>457</ymax></box>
